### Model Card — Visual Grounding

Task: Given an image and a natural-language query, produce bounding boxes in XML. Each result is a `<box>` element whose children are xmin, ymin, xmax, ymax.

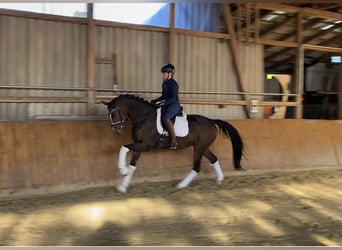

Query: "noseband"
<box><xmin>108</xmin><ymin>107</ymin><xmax>129</xmax><ymax>132</ymax></box>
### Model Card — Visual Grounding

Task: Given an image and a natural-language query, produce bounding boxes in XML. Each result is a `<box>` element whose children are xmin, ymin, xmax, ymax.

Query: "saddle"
<box><xmin>156</xmin><ymin>108</ymin><xmax>189</xmax><ymax>137</ymax></box>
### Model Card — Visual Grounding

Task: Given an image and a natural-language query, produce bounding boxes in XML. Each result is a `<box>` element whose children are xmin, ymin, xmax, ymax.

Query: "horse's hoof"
<box><xmin>217</xmin><ymin>177</ymin><xmax>224</xmax><ymax>184</ymax></box>
<box><xmin>176</xmin><ymin>183</ymin><xmax>186</xmax><ymax>189</ymax></box>
<box><xmin>117</xmin><ymin>185</ymin><xmax>127</xmax><ymax>193</ymax></box>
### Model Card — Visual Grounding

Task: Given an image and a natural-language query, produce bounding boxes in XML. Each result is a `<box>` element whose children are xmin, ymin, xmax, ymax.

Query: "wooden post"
<box><xmin>294</xmin><ymin>11</ymin><xmax>303</xmax><ymax>119</ymax></box>
<box><xmin>168</xmin><ymin>3</ymin><xmax>176</xmax><ymax>65</ymax></box>
<box><xmin>86</xmin><ymin>3</ymin><xmax>96</xmax><ymax>115</ymax></box>
<box><xmin>254</xmin><ymin>3</ymin><xmax>260</xmax><ymax>43</ymax></box>
<box><xmin>112</xmin><ymin>54</ymin><xmax>117</xmax><ymax>90</ymax></box>
<box><xmin>222</xmin><ymin>3</ymin><xmax>250</xmax><ymax>118</ymax></box>
<box><xmin>338</xmin><ymin>62</ymin><xmax>342</xmax><ymax>119</ymax></box>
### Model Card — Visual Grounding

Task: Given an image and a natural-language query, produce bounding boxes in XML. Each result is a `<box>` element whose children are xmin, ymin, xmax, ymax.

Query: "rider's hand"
<box><xmin>151</xmin><ymin>99</ymin><xmax>165</xmax><ymax>108</ymax></box>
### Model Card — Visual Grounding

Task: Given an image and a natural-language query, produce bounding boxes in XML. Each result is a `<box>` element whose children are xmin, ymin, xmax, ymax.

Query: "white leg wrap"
<box><xmin>176</xmin><ymin>170</ymin><xmax>198</xmax><ymax>189</ymax></box>
<box><xmin>118</xmin><ymin>146</ymin><xmax>130</xmax><ymax>176</ymax></box>
<box><xmin>210</xmin><ymin>161</ymin><xmax>224</xmax><ymax>184</ymax></box>
<box><xmin>117</xmin><ymin>165</ymin><xmax>136</xmax><ymax>193</ymax></box>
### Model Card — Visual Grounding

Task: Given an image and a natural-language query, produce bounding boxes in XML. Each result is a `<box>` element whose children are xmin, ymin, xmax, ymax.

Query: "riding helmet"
<box><xmin>160</xmin><ymin>63</ymin><xmax>175</xmax><ymax>73</ymax></box>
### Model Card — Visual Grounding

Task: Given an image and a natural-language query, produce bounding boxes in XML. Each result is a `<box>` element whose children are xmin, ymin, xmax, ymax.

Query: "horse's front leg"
<box><xmin>117</xmin><ymin>143</ymin><xmax>146</xmax><ymax>193</ymax></box>
<box><xmin>118</xmin><ymin>146</ymin><xmax>130</xmax><ymax>175</ymax></box>
<box><xmin>117</xmin><ymin>143</ymin><xmax>146</xmax><ymax>174</ymax></box>
<box><xmin>117</xmin><ymin>150</ymin><xmax>141</xmax><ymax>193</ymax></box>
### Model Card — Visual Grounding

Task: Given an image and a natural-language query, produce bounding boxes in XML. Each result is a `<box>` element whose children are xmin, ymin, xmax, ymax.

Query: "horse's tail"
<box><xmin>212</xmin><ymin>119</ymin><xmax>245</xmax><ymax>171</ymax></box>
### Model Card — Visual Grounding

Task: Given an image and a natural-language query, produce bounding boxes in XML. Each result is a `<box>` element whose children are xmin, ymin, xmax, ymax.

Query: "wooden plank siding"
<box><xmin>0</xmin><ymin>8</ymin><xmax>264</xmax><ymax>121</ymax></box>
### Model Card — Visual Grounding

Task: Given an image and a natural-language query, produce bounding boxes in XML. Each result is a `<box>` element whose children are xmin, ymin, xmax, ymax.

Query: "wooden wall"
<box><xmin>0</xmin><ymin>119</ymin><xmax>341</xmax><ymax>198</ymax></box>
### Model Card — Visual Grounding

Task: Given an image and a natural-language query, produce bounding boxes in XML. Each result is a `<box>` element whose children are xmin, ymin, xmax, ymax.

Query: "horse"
<box><xmin>101</xmin><ymin>94</ymin><xmax>245</xmax><ymax>193</ymax></box>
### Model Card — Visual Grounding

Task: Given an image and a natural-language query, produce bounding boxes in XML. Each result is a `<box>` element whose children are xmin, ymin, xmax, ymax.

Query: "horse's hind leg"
<box><xmin>176</xmin><ymin>149</ymin><xmax>203</xmax><ymax>189</ymax></box>
<box><xmin>203</xmin><ymin>149</ymin><xmax>224</xmax><ymax>184</ymax></box>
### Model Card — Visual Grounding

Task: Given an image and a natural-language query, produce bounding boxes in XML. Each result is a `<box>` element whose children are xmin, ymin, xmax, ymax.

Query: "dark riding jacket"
<box><xmin>154</xmin><ymin>77</ymin><xmax>182</xmax><ymax>121</ymax></box>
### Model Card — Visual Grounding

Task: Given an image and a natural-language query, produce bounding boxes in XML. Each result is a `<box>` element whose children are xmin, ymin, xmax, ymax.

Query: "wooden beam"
<box><xmin>97</xmin><ymin>98</ymin><xmax>298</xmax><ymax>107</ymax></box>
<box><xmin>94</xmin><ymin>19</ymin><xmax>166</xmax><ymax>33</ymax></box>
<box><xmin>258</xmin><ymin>3</ymin><xmax>302</xmax><ymax>13</ymax></box>
<box><xmin>254</xmin><ymin>3</ymin><xmax>260</xmax><ymax>43</ymax></box>
<box><xmin>303</xmin><ymin>7</ymin><xmax>342</xmax><ymax>21</ymax></box>
<box><xmin>265</xmin><ymin>46</ymin><xmax>295</xmax><ymax>62</ymax></box>
<box><xmin>259</xmin><ymin>38</ymin><xmax>298</xmax><ymax>48</ymax></box>
<box><xmin>86</xmin><ymin>3</ymin><xmax>96</xmax><ymax>115</ymax></box>
<box><xmin>112</xmin><ymin>54</ymin><xmax>118</xmax><ymax>89</ymax></box>
<box><xmin>263</xmin><ymin>17</ymin><xmax>322</xmax><ymax>50</ymax></box>
<box><xmin>303</xmin><ymin>44</ymin><xmax>342</xmax><ymax>54</ymax></box>
<box><xmin>236</xmin><ymin>5</ymin><xmax>271</xmax><ymax>35</ymax></box>
<box><xmin>180</xmin><ymin>99</ymin><xmax>248</xmax><ymax>106</ymax></box>
<box><xmin>258</xmin><ymin>3</ymin><xmax>342</xmax><ymax>20</ymax></box>
<box><xmin>222</xmin><ymin>3</ymin><xmax>250</xmax><ymax>118</ymax></box>
<box><xmin>0</xmin><ymin>95</ymin><xmax>299</xmax><ymax>109</ymax></box>
<box><xmin>261</xmin><ymin>16</ymin><xmax>295</xmax><ymax>37</ymax></box>
<box><xmin>339</xmin><ymin>62</ymin><xmax>342</xmax><ymax>119</ymax></box>
<box><xmin>0</xmin><ymin>96</ymin><xmax>89</xmax><ymax>103</ymax></box>
<box><xmin>94</xmin><ymin>18</ymin><xmax>232</xmax><ymax>40</ymax></box>
<box><xmin>295</xmin><ymin>12</ymin><xmax>304</xmax><ymax>119</ymax></box>
<box><xmin>266</xmin><ymin>33</ymin><xmax>342</xmax><ymax>71</ymax></box>
<box><xmin>265</xmin><ymin>23</ymin><xmax>340</xmax><ymax>61</ymax></box>
<box><xmin>0</xmin><ymin>8</ymin><xmax>87</xmax><ymax>24</ymax></box>
<box><xmin>309</xmin><ymin>33</ymin><xmax>342</xmax><ymax>50</ymax></box>
<box><xmin>168</xmin><ymin>3</ymin><xmax>176</xmax><ymax>64</ymax></box>
<box><xmin>245</xmin><ymin>3</ymin><xmax>252</xmax><ymax>43</ymax></box>
<box><xmin>176</xmin><ymin>29</ymin><xmax>231</xmax><ymax>40</ymax></box>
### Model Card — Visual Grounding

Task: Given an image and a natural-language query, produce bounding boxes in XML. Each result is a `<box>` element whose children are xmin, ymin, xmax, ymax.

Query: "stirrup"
<box><xmin>169</xmin><ymin>142</ymin><xmax>178</xmax><ymax>150</ymax></box>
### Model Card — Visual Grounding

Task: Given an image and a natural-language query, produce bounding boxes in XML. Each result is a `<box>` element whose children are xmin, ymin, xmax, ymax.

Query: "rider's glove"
<box><xmin>151</xmin><ymin>99</ymin><xmax>165</xmax><ymax>108</ymax></box>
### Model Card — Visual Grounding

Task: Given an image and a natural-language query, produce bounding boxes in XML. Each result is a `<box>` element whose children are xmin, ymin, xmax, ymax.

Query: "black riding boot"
<box><xmin>165</xmin><ymin>119</ymin><xmax>177</xmax><ymax>149</ymax></box>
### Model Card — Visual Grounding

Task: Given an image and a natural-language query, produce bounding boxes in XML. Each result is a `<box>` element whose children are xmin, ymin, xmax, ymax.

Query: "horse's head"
<box><xmin>101</xmin><ymin>99</ymin><xmax>129</xmax><ymax>135</ymax></box>
<box><xmin>102</xmin><ymin>94</ymin><xmax>156</xmax><ymax>135</ymax></box>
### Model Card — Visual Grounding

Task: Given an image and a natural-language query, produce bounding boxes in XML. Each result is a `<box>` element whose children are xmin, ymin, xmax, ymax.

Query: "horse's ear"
<box><xmin>101</xmin><ymin>100</ymin><xmax>110</xmax><ymax>106</ymax></box>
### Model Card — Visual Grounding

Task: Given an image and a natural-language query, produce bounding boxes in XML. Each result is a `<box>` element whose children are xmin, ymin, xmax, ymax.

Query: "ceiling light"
<box><xmin>331</xmin><ymin>56</ymin><xmax>341</xmax><ymax>64</ymax></box>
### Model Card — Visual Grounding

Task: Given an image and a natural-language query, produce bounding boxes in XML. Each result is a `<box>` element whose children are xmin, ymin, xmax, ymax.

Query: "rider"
<box><xmin>151</xmin><ymin>63</ymin><xmax>182</xmax><ymax>150</ymax></box>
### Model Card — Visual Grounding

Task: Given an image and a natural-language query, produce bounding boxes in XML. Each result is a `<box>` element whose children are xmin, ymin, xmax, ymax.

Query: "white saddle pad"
<box><xmin>156</xmin><ymin>108</ymin><xmax>189</xmax><ymax>137</ymax></box>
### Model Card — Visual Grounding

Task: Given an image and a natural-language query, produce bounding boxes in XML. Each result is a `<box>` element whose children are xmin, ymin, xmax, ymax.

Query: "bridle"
<box><xmin>108</xmin><ymin>107</ymin><xmax>129</xmax><ymax>133</ymax></box>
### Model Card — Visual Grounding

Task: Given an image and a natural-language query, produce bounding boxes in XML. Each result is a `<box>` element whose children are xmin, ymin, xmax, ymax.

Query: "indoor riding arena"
<box><xmin>0</xmin><ymin>3</ymin><xmax>341</xmax><ymax>246</ymax></box>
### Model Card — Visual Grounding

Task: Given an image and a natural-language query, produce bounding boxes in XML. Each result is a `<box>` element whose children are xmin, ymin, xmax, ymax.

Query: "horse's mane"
<box><xmin>116</xmin><ymin>94</ymin><xmax>154</xmax><ymax>107</ymax></box>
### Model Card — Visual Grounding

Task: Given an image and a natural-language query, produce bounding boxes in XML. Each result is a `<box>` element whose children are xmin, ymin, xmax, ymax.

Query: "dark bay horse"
<box><xmin>102</xmin><ymin>94</ymin><xmax>245</xmax><ymax>193</ymax></box>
